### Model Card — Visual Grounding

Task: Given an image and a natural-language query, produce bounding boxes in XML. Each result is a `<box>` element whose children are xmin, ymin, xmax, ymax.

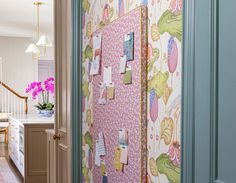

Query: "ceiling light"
<box><xmin>25</xmin><ymin>43</ymin><xmax>40</xmax><ymax>54</ymax></box>
<box><xmin>25</xmin><ymin>2</ymin><xmax>53</xmax><ymax>59</ymax></box>
<box><xmin>37</xmin><ymin>35</ymin><xmax>53</xmax><ymax>55</ymax></box>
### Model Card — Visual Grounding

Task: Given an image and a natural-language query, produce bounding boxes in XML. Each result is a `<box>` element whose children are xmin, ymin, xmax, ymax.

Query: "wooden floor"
<box><xmin>0</xmin><ymin>142</ymin><xmax>23</xmax><ymax>183</ymax></box>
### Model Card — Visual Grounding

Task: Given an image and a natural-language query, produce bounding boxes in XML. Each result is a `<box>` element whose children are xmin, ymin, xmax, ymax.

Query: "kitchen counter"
<box><xmin>8</xmin><ymin>114</ymin><xmax>54</xmax><ymax>183</ymax></box>
<box><xmin>9</xmin><ymin>114</ymin><xmax>54</xmax><ymax>125</ymax></box>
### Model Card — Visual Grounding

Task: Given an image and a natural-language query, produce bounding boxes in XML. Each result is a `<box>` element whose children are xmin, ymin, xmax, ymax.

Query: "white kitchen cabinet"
<box><xmin>8</xmin><ymin>114</ymin><xmax>54</xmax><ymax>183</ymax></box>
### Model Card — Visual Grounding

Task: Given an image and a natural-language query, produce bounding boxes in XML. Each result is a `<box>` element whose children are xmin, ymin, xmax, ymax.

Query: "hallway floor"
<box><xmin>0</xmin><ymin>143</ymin><xmax>23</xmax><ymax>183</ymax></box>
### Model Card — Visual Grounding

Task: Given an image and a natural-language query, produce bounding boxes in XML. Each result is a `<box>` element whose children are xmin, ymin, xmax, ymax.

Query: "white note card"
<box><xmin>93</xmin><ymin>33</ymin><xmax>102</xmax><ymax>50</ymax></box>
<box><xmin>90</xmin><ymin>56</ymin><xmax>100</xmax><ymax>75</ymax></box>
<box><xmin>103</xmin><ymin>66</ymin><xmax>112</xmax><ymax>85</ymax></box>
<box><xmin>97</xmin><ymin>132</ymin><xmax>106</xmax><ymax>156</ymax></box>
<box><xmin>120</xmin><ymin>145</ymin><xmax>128</xmax><ymax>165</ymax></box>
<box><xmin>119</xmin><ymin>56</ymin><xmax>127</xmax><ymax>74</ymax></box>
<box><xmin>95</xmin><ymin>140</ymin><xmax>101</xmax><ymax>166</ymax></box>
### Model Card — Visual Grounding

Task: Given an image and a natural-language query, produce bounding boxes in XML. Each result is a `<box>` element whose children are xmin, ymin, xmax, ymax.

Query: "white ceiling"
<box><xmin>0</xmin><ymin>0</ymin><xmax>54</xmax><ymax>40</ymax></box>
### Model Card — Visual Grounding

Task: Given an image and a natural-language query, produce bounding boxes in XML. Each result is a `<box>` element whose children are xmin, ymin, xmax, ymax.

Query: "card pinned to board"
<box><xmin>98</xmin><ymin>83</ymin><xmax>107</xmax><ymax>105</ymax></box>
<box><xmin>95</xmin><ymin>132</ymin><xmax>106</xmax><ymax>167</ymax></box>
<box><xmin>120</xmin><ymin>145</ymin><xmax>128</xmax><ymax>165</ymax></box>
<box><xmin>103</xmin><ymin>66</ymin><xmax>112</xmax><ymax>86</ymax></box>
<box><xmin>97</xmin><ymin>132</ymin><xmax>106</xmax><ymax>156</ymax></box>
<box><xmin>124</xmin><ymin>32</ymin><xmax>134</xmax><ymax>61</ymax></box>
<box><xmin>118</xmin><ymin>129</ymin><xmax>128</xmax><ymax>146</ymax></box>
<box><xmin>123</xmin><ymin>65</ymin><xmax>132</xmax><ymax>84</ymax></box>
<box><xmin>119</xmin><ymin>55</ymin><xmax>127</xmax><ymax>74</ymax></box>
<box><xmin>114</xmin><ymin>147</ymin><xmax>123</xmax><ymax>172</ymax></box>
<box><xmin>100</xmin><ymin>161</ymin><xmax>106</xmax><ymax>176</ymax></box>
<box><xmin>95</xmin><ymin>140</ymin><xmax>101</xmax><ymax>166</ymax></box>
<box><xmin>90</xmin><ymin>33</ymin><xmax>102</xmax><ymax>75</ymax></box>
<box><xmin>90</xmin><ymin>56</ymin><xmax>100</xmax><ymax>75</ymax></box>
<box><xmin>107</xmin><ymin>83</ymin><xmax>115</xmax><ymax>100</ymax></box>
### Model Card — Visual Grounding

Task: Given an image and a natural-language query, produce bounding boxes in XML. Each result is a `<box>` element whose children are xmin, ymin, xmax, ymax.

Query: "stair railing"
<box><xmin>0</xmin><ymin>81</ymin><xmax>28</xmax><ymax>114</ymax></box>
<box><xmin>0</xmin><ymin>58</ymin><xmax>28</xmax><ymax>114</ymax></box>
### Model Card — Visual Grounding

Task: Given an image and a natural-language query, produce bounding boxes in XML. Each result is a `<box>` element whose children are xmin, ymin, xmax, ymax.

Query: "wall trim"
<box><xmin>181</xmin><ymin>0</ymin><xmax>196</xmax><ymax>182</ymax></box>
<box><xmin>209</xmin><ymin>0</ymin><xmax>219</xmax><ymax>182</ymax></box>
<box><xmin>71</xmin><ymin>0</ymin><xmax>82</xmax><ymax>182</ymax></box>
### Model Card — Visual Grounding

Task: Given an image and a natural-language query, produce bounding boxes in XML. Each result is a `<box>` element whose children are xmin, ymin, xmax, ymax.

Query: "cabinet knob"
<box><xmin>53</xmin><ymin>134</ymin><xmax>60</xmax><ymax>140</ymax></box>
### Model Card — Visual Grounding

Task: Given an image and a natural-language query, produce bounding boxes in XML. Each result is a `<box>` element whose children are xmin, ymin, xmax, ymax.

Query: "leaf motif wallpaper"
<box><xmin>82</xmin><ymin>0</ymin><xmax>182</xmax><ymax>182</ymax></box>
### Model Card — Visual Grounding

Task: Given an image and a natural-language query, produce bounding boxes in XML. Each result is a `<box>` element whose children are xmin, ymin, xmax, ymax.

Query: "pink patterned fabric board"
<box><xmin>92</xmin><ymin>6</ymin><xmax>147</xmax><ymax>183</ymax></box>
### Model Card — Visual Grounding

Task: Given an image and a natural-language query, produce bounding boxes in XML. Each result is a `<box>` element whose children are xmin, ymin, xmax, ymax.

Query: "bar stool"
<box><xmin>0</xmin><ymin>127</ymin><xmax>8</xmax><ymax>144</ymax></box>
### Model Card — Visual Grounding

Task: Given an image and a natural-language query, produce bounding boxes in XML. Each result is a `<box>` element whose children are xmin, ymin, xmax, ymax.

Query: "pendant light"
<box><xmin>25</xmin><ymin>1</ymin><xmax>53</xmax><ymax>59</ymax></box>
<box><xmin>37</xmin><ymin>35</ymin><xmax>53</xmax><ymax>55</ymax></box>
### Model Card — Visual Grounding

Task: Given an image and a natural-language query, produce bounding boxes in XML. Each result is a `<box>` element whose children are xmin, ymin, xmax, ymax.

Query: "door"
<box><xmin>54</xmin><ymin>0</ymin><xmax>71</xmax><ymax>183</ymax></box>
<box><xmin>182</xmin><ymin>0</ymin><xmax>236</xmax><ymax>183</ymax></box>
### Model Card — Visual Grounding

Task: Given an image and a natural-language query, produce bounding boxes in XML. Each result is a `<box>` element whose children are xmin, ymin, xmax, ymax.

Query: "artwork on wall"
<box><xmin>82</xmin><ymin>0</ymin><xmax>182</xmax><ymax>182</ymax></box>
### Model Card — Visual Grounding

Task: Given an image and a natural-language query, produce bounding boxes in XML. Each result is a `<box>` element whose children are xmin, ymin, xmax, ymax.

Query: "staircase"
<box><xmin>0</xmin><ymin>57</ymin><xmax>28</xmax><ymax>122</ymax></box>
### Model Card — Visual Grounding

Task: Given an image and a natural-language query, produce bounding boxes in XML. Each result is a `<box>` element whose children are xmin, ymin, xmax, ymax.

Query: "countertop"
<box><xmin>9</xmin><ymin>114</ymin><xmax>54</xmax><ymax>125</ymax></box>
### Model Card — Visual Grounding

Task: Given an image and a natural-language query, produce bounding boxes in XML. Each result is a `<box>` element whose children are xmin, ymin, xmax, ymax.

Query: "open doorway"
<box><xmin>0</xmin><ymin>1</ymin><xmax>55</xmax><ymax>183</ymax></box>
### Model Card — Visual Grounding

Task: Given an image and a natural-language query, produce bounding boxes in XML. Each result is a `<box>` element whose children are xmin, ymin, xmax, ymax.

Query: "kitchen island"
<box><xmin>8</xmin><ymin>114</ymin><xmax>54</xmax><ymax>183</ymax></box>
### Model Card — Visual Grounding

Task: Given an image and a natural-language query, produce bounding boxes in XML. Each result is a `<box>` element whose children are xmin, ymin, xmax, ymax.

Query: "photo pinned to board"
<box><xmin>124</xmin><ymin>32</ymin><xmax>134</xmax><ymax>61</ymax></box>
<box><xmin>118</xmin><ymin>128</ymin><xmax>128</xmax><ymax>146</ymax></box>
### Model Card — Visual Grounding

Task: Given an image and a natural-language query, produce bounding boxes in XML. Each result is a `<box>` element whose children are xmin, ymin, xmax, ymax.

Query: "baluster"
<box><xmin>4</xmin><ymin>87</ymin><xmax>6</xmax><ymax>113</ymax></box>
<box><xmin>19</xmin><ymin>100</ymin><xmax>22</xmax><ymax>114</ymax></box>
<box><xmin>15</xmin><ymin>95</ymin><xmax>17</xmax><ymax>114</ymax></box>
<box><xmin>18</xmin><ymin>99</ymin><xmax>20</xmax><ymax>114</ymax></box>
<box><xmin>7</xmin><ymin>90</ymin><xmax>9</xmax><ymax>113</ymax></box>
<box><xmin>11</xmin><ymin>94</ymin><xmax>13</xmax><ymax>113</ymax></box>
<box><xmin>16</xmin><ymin>98</ymin><xmax>18</xmax><ymax>114</ymax></box>
<box><xmin>14</xmin><ymin>95</ymin><xmax>16</xmax><ymax>114</ymax></box>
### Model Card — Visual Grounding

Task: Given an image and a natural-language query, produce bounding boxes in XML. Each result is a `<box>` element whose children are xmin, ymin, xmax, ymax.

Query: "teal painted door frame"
<box><xmin>182</xmin><ymin>0</ymin><xmax>220</xmax><ymax>182</ymax></box>
<box><xmin>71</xmin><ymin>0</ymin><xmax>82</xmax><ymax>182</ymax></box>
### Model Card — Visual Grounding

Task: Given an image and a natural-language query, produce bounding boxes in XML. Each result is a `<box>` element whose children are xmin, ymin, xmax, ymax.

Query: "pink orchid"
<box><xmin>26</xmin><ymin>77</ymin><xmax>55</xmax><ymax>103</ymax></box>
<box><xmin>44</xmin><ymin>77</ymin><xmax>55</xmax><ymax>94</ymax></box>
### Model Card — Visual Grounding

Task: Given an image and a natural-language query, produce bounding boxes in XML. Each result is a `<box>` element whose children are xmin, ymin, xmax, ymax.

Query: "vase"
<box><xmin>38</xmin><ymin>110</ymin><xmax>54</xmax><ymax>118</ymax></box>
